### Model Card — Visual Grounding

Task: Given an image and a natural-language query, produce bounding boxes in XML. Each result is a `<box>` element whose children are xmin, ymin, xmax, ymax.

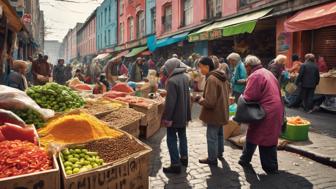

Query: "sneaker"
<box><xmin>163</xmin><ymin>165</ymin><xmax>181</xmax><ymax>174</ymax></box>
<box><xmin>199</xmin><ymin>158</ymin><xmax>218</xmax><ymax>166</ymax></box>
<box><xmin>180</xmin><ymin>158</ymin><xmax>188</xmax><ymax>167</ymax></box>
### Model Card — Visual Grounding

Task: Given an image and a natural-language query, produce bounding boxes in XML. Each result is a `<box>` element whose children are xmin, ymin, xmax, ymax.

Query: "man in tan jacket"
<box><xmin>195</xmin><ymin>56</ymin><xmax>230</xmax><ymax>166</ymax></box>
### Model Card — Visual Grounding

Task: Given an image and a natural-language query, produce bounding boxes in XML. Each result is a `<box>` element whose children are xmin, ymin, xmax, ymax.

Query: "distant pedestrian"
<box><xmin>288</xmin><ymin>54</ymin><xmax>302</xmax><ymax>74</ymax></box>
<box><xmin>196</xmin><ymin>57</ymin><xmax>230</xmax><ymax>166</ymax></box>
<box><xmin>129</xmin><ymin>57</ymin><xmax>145</xmax><ymax>82</ymax></box>
<box><xmin>161</xmin><ymin>58</ymin><xmax>191</xmax><ymax>174</ymax></box>
<box><xmin>269</xmin><ymin>54</ymin><xmax>287</xmax><ymax>82</ymax></box>
<box><xmin>239</xmin><ymin>55</ymin><xmax>283</xmax><ymax>175</ymax></box>
<box><xmin>53</xmin><ymin>59</ymin><xmax>66</xmax><ymax>85</ymax></box>
<box><xmin>32</xmin><ymin>54</ymin><xmax>51</xmax><ymax>85</ymax></box>
<box><xmin>74</xmin><ymin>69</ymin><xmax>85</xmax><ymax>81</ymax></box>
<box><xmin>317</xmin><ymin>56</ymin><xmax>328</xmax><ymax>73</ymax></box>
<box><xmin>295</xmin><ymin>53</ymin><xmax>320</xmax><ymax>112</ymax></box>
<box><xmin>64</xmin><ymin>64</ymin><xmax>73</xmax><ymax>81</ymax></box>
<box><xmin>227</xmin><ymin>53</ymin><xmax>247</xmax><ymax>103</ymax></box>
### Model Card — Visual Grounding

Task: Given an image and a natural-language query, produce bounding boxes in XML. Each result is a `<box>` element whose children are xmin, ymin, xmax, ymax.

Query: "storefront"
<box><xmin>284</xmin><ymin>1</ymin><xmax>336</xmax><ymax>69</ymax></box>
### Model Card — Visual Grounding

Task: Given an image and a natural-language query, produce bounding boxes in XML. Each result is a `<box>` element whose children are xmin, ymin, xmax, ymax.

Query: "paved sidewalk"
<box><xmin>145</xmin><ymin>120</ymin><xmax>336</xmax><ymax>189</ymax></box>
<box><xmin>285</xmin><ymin>132</ymin><xmax>336</xmax><ymax>168</ymax></box>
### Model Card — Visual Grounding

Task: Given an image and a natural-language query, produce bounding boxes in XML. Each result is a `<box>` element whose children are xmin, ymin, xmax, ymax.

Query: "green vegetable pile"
<box><xmin>61</xmin><ymin>148</ymin><xmax>104</xmax><ymax>175</ymax></box>
<box><xmin>26</xmin><ymin>83</ymin><xmax>85</xmax><ymax>112</ymax></box>
<box><xmin>12</xmin><ymin>109</ymin><xmax>45</xmax><ymax>129</ymax></box>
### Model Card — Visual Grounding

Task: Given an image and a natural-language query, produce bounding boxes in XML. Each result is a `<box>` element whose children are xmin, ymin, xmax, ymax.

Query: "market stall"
<box><xmin>0</xmin><ymin>83</ymin><xmax>154</xmax><ymax>189</ymax></box>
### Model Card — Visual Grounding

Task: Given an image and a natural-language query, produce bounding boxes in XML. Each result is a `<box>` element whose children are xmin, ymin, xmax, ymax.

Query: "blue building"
<box><xmin>145</xmin><ymin>0</ymin><xmax>156</xmax><ymax>35</ymax></box>
<box><xmin>96</xmin><ymin>0</ymin><xmax>118</xmax><ymax>51</ymax></box>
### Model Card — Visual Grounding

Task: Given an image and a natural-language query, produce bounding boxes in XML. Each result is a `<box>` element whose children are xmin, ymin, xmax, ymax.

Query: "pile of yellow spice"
<box><xmin>38</xmin><ymin>111</ymin><xmax>124</xmax><ymax>146</ymax></box>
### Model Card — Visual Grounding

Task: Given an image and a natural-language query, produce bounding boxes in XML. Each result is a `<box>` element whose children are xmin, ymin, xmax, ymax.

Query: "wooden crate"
<box><xmin>0</xmin><ymin>155</ymin><xmax>60</xmax><ymax>189</ymax></box>
<box><xmin>132</xmin><ymin>104</ymin><xmax>158</xmax><ymax>126</ymax></box>
<box><xmin>115</xmin><ymin>119</ymin><xmax>141</xmax><ymax>138</ymax></box>
<box><xmin>59</xmin><ymin>133</ymin><xmax>152</xmax><ymax>189</ymax></box>
<box><xmin>140</xmin><ymin>116</ymin><xmax>161</xmax><ymax>139</ymax></box>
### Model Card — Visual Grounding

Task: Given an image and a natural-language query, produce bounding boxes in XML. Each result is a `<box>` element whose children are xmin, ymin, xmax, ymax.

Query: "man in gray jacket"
<box><xmin>161</xmin><ymin>58</ymin><xmax>191</xmax><ymax>174</ymax></box>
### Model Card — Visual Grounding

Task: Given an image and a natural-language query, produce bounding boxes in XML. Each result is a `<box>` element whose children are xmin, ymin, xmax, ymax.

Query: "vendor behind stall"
<box><xmin>129</xmin><ymin>57</ymin><xmax>145</xmax><ymax>82</ymax></box>
<box><xmin>5</xmin><ymin>60</ymin><xmax>29</xmax><ymax>91</ymax></box>
<box><xmin>105</xmin><ymin>57</ymin><xmax>128</xmax><ymax>85</ymax></box>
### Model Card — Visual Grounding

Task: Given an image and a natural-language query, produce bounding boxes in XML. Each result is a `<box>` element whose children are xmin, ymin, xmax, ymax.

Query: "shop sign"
<box><xmin>209</xmin><ymin>29</ymin><xmax>222</xmax><ymax>40</ymax></box>
<box><xmin>22</xmin><ymin>14</ymin><xmax>32</xmax><ymax>23</ymax></box>
<box><xmin>188</xmin><ymin>35</ymin><xmax>200</xmax><ymax>42</ymax></box>
<box><xmin>200</xmin><ymin>32</ymin><xmax>209</xmax><ymax>41</ymax></box>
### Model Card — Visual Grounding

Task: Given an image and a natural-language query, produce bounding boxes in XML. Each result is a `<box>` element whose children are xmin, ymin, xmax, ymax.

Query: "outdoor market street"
<box><xmin>146</xmin><ymin>105</ymin><xmax>336</xmax><ymax>189</ymax></box>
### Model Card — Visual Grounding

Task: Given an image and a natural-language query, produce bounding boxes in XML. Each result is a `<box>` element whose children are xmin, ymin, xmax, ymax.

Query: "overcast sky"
<box><xmin>40</xmin><ymin>0</ymin><xmax>103</xmax><ymax>42</ymax></box>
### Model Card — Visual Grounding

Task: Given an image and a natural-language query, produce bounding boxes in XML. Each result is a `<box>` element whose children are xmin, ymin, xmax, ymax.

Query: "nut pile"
<box><xmin>99</xmin><ymin>108</ymin><xmax>144</xmax><ymax>128</ymax></box>
<box><xmin>85</xmin><ymin>135</ymin><xmax>146</xmax><ymax>163</ymax></box>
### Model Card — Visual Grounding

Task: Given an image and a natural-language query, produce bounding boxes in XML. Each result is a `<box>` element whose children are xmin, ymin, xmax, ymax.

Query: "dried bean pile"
<box><xmin>99</xmin><ymin>108</ymin><xmax>144</xmax><ymax>128</ymax></box>
<box><xmin>85</xmin><ymin>135</ymin><xmax>146</xmax><ymax>163</ymax></box>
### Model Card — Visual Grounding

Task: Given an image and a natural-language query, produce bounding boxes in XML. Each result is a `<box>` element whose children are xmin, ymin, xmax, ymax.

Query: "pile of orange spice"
<box><xmin>38</xmin><ymin>112</ymin><xmax>123</xmax><ymax>146</ymax></box>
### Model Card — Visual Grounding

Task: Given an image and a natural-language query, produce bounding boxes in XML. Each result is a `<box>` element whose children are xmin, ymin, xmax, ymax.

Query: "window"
<box><xmin>151</xmin><ymin>8</ymin><xmax>156</xmax><ymax>33</ymax></box>
<box><xmin>104</xmin><ymin>30</ymin><xmax>107</xmax><ymax>46</ymax></box>
<box><xmin>128</xmin><ymin>17</ymin><xmax>134</xmax><ymax>40</ymax></box>
<box><xmin>207</xmin><ymin>0</ymin><xmax>222</xmax><ymax>19</ymax></box>
<box><xmin>183</xmin><ymin>0</ymin><xmax>193</xmax><ymax>26</ymax></box>
<box><xmin>136</xmin><ymin>11</ymin><xmax>145</xmax><ymax>39</ymax></box>
<box><xmin>105</xmin><ymin>8</ymin><xmax>107</xmax><ymax>24</ymax></box>
<box><xmin>240</xmin><ymin>0</ymin><xmax>260</xmax><ymax>7</ymax></box>
<box><xmin>101</xmin><ymin>12</ymin><xmax>103</xmax><ymax>26</ymax></box>
<box><xmin>163</xmin><ymin>4</ymin><xmax>172</xmax><ymax>32</ymax></box>
<box><xmin>119</xmin><ymin>23</ymin><xmax>124</xmax><ymax>43</ymax></box>
<box><xmin>97</xmin><ymin>35</ymin><xmax>100</xmax><ymax>49</ymax></box>
<box><xmin>119</xmin><ymin>0</ymin><xmax>124</xmax><ymax>15</ymax></box>
<box><xmin>108</xmin><ymin>30</ymin><xmax>111</xmax><ymax>45</ymax></box>
<box><xmin>109</xmin><ymin>6</ymin><xmax>111</xmax><ymax>22</ymax></box>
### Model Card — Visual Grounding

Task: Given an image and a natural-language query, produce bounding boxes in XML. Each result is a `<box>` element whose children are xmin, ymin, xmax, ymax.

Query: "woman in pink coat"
<box><xmin>239</xmin><ymin>55</ymin><xmax>284</xmax><ymax>174</ymax></box>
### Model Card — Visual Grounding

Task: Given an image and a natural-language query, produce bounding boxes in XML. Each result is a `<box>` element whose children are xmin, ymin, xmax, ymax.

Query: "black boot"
<box><xmin>180</xmin><ymin>158</ymin><xmax>188</xmax><ymax>167</ymax></box>
<box><xmin>199</xmin><ymin>158</ymin><xmax>218</xmax><ymax>166</ymax></box>
<box><xmin>163</xmin><ymin>165</ymin><xmax>181</xmax><ymax>174</ymax></box>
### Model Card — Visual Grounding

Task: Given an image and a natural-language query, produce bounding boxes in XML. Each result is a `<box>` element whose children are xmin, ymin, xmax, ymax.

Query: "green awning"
<box><xmin>188</xmin><ymin>8</ymin><xmax>272</xmax><ymax>42</ymax></box>
<box><xmin>222</xmin><ymin>20</ymin><xmax>257</xmax><ymax>37</ymax></box>
<box><xmin>125</xmin><ymin>46</ymin><xmax>147</xmax><ymax>58</ymax></box>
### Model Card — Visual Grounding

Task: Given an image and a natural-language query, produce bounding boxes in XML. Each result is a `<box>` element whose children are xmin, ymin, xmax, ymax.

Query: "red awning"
<box><xmin>108</xmin><ymin>50</ymin><xmax>129</xmax><ymax>62</ymax></box>
<box><xmin>140</xmin><ymin>50</ymin><xmax>152</xmax><ymax>56</ymax></box>
<box><xmin>284</xmin><ymin>2</ymin><xmax>336</xmax><ymax>32</ymax></box>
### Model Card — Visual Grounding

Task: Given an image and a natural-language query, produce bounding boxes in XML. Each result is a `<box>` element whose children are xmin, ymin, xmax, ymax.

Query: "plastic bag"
<box><xmin>0</xmin><ymin>85</ymin><xmax>55</xmax><ymax>120</ymax></box>
<box><xmin>0</xmin><ymin>109</ymin><xmax>26</xmax><ymax>127</ymax></box>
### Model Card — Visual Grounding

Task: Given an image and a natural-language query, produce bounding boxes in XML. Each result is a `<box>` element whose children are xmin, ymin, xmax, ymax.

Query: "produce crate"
<box><xmin>132</xmin><ymin>104</ymin><xmax>158</xmax><ymax>126</ymax></box>
<box><xmin>59</xmin><ymin>132</ymin><xmax>152</xmax><ymax>189</ymax></box>
<box><xmin>0</xmin><ymin>155</ymin><xmax>60</xmax><ymax>189</ymax></box>
<box><xmin>140</xmin><ymin>116</ymin><xmax>161</xmax><ymax>139</ymax></box>
<box><xmin>281</xmin><ymin>123</ymin><xmax>310</xmax><ymax>141</ymax></box>
<box><xmin>110</xmin><ymin>119</ymin><xmax>141</xmax><ymax>138</ymax></box>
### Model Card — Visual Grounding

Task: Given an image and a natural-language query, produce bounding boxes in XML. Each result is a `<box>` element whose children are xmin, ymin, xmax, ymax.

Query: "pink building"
<box><xmin>78</xmin><ymin>11</ymin><xmax>97</xmax><ymax>63</ymax></box>
<box><xmin>155</xmin><ymin>0</ymin><xmax>231</xmax><ymax>38</ymax></box>
<box><xmin>118</xmin><ymin>0</ymin><xmax>146</xmax><ymax>45</ymax></box>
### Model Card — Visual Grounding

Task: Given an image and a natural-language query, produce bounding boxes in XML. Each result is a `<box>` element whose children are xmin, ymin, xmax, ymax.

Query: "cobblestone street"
<box><xmin>145</xmin><ymin>120</ymin><xmax>336</xmax><ymax>189</ymax></box>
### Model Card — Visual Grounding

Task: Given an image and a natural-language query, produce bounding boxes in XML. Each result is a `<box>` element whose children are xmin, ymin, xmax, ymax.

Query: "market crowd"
<box><xmin>3</xmin><ymin>50</ymin><xmax>323</xmax><ymax>175</ymax></box>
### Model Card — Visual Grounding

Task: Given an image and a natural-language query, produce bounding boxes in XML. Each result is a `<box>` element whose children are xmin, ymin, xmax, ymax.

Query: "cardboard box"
<box><xmin>59</xmin><ymin>133</ymin><xmax>152</xmax><ymax>189</ymax></box>
<box><xmin>0</xmin><ymin>156</ymin><xmax>60</xmax><ymax>189</ymax></box>
<box><xmin>224</xmin><ymin>120</ymin><xmax>241</xmax><ymax>139</ymax></box>
<box><xmin>315</xmin><ymin>77</ymin><xmax>336</xmax><ymax>95</ymax></box>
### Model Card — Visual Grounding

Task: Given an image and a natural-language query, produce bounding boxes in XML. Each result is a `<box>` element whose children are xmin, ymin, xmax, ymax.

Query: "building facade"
<box><xmin>96</xmin><ymin>0</ymin><xmax>118</xmax><ymax>52</ymax></box>
<box><xmin>44</xmin><ymin>40</ymin><xmax>61</xmax><ymax>65</ymax></box>
<box><xmin>77</xmin><ymin>10</ymin><xmax>97</xmax><ymax>64</ymax></box>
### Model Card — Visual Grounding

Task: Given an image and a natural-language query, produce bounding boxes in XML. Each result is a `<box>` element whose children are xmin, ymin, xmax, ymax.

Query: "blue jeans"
<box><xmin>166</xmin><ymin>127</ymin><xmax>188</xmax><ymax>165</ymax></box>
<box><xmin>206</xmin><ymin>124</ymin><xmax>224</xmax><ymax>161</ymax></box>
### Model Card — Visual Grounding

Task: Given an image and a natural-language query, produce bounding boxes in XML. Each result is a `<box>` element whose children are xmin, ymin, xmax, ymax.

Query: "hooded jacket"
<box><xmin>162</xmin><ymin>59</ymin><xmax>191</xmax><ymax>128</ymax></box>
<box><xmin>199</xmin><ymin>70</ymin><xmax>230</xmax><ymax>126</ymax></box>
